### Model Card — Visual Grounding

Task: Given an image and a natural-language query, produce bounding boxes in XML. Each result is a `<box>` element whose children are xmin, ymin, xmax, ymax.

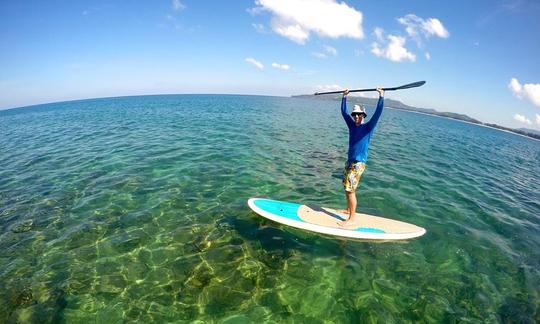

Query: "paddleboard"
<box><xmin>247</xmin><ymin>198</ymin><xmax>426</xmax><ymax>240</ymax></box>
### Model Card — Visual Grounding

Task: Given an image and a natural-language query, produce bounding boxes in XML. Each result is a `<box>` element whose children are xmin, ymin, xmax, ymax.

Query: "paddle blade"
<box><xmin>387</xmin><ymin>81</ymin><xmax>426</xmax><ymax>91</ymax></box>
<box><xmin>314</xmin><ymin>81</ymin><xmax>426</xmax><ymax>95</ymax></box>
<box><xmin>314</xmin><ymin>90</ymin><xmax>345</xmax><ymax>95</ymax></box>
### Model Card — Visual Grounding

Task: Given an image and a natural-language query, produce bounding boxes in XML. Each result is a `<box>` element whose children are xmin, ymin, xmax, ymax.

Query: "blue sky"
<box><xmin>1</xmin><ymin>0</ymin><xmax>539</xmax><ymax>129</ymax></box>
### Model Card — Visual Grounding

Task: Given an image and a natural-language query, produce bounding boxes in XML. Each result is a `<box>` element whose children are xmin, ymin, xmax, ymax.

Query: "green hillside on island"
<box><xmin>293</xmin><ymin>94</ymin><xmax>540</xmax><ymax>140</ymax></box>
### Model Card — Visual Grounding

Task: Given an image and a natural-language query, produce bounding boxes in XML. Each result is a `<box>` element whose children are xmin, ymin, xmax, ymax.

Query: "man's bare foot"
<box><xmin>338</xmin><ymin>217</ymin><xmax>360</xmax><ymax>228</ymax></box>
<box><xmin>340</xmin><ymin>209</ymin><xmax>350</xmax><ymax>215</ymax></box>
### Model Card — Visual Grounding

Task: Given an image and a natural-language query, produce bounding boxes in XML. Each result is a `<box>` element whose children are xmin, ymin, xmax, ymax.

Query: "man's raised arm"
<box><xmin>341</xmin><ymin>89</ymin><xmax>354</xmax><ymax>128</ymax></box>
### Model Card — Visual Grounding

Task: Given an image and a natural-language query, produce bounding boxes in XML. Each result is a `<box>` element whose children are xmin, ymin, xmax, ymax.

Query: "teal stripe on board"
<box><xmin>354</xmin><ymin>227</ymin><xmax>385</xmax><ymax>233</ymax></box>
<box><xmin>253</xmin><ymin>199</ymin><xmax>303</xmax><ymax>222</ymax></box>
<box><xmin>254</xmin><ymin>198</ymin><xmax>385</xmax><ymax>233</ymax></box>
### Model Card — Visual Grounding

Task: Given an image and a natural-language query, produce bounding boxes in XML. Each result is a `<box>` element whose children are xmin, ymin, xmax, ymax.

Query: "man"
<box><xmin>340</xmin><ymin>87</ymin><xmax>385</xmax><ymax>227</ymax></box>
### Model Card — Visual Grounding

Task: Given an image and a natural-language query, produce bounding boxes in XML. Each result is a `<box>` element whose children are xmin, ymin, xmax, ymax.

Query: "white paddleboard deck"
<box><xmin>248</xmin><ymin>198</ymin><xmax>426</xmax><ymax>240</ymax></box>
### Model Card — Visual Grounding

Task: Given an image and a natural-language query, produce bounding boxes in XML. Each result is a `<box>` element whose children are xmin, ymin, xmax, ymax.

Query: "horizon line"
<box><xmin>2</xmin><ymin>93</ymin><xmax>539</xmax><ymax>138</ymax></box>
<box><xmin>0</xmin><ymin>92</ymin><xmax>292</xmax><ymax>112</ymax></box>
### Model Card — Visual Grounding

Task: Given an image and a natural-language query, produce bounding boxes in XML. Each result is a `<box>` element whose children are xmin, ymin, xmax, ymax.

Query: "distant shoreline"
<box><xmin>293</xmin><ymin>94</ymin><xmax>540</xmax><ymax>142</ymax></box>
<box><xmin>386</xmin><ymin>106</ymin><xmax>540</xmax><ymax>142</ymax></box>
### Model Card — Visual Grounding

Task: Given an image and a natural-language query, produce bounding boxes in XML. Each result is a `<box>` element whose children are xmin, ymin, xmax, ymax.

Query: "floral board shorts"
<box><xmin>342</xmin><ymin>161</ymin><xmax>366</xmax><ymax>192</ymax></box>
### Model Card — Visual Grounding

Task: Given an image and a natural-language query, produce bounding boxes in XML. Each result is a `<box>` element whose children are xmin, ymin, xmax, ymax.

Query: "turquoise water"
<box><xmin>0</xmin><ymin>94</ymin><xmax>538</xmax><ymax>322</ymax></box>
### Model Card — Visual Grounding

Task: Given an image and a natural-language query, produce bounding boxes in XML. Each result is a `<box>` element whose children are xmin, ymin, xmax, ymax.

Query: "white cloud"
<box><xmin>368</xmin><ymin>14</ymin><xmax>448</xmax><ymax>62</ymax></box>
<box><xmin>316</xmin><ymin>84</ymin><xmax>342</xmax><ymax>92</ymax></box>
<box><xmin>423</xmin><ymin>18</ymin><xmax>449</xmax><ymax>38</ymax></box>
<box><xmin>524</xmin><ymin>83</ymin><xmax>540</xmax><ymax>107</ymax></box>
<box><xmin>323</xmin><ymin>45</ymin><xmax>337</xmax><ymax>56</ymax></box>
<box><xmin>172</xmin><ymin>0</ymin><xmax>185</xmax><ymax>11</ymax></box>
<box><xmin>271</xmin><ymin>21</ymin><xmax>310</xmax><ymax>44</ymax></box>
<box><xmin>312</xmin><ymin>52</ymin><xmax>327</xmax><ymax>59</ymax></box>
<box><xmin>508</xmin><ymin>78</ymin><xmax>540</xmax><ymax>107</ymax></box>
<box><xmin>245</xmin><ymin>57</ymin><xmax>264</xmax><ymax>69</ymax></box>
<box><xmin>536</xmin><ymin>114</ymin><xmax>540</xmax><ymax>125</ymax></box>
<box><xmin>373</xmin><ymin>27</ymin><xmax>384</xmax><ymax>41</ymax></box>
<box><xmin>272</xmin><ymin>62</ymin><xmax>290</xmax><ymax>70</ymax></box>
<box><xmin>312</xmin><ymin>45</ymin><xmax>337</xmax><ymax>59</ymax></box>
<box><xmin>252</xmin><ymin>23</ymin><xmax>266</xmax><ymax>33</ymax></box>
<box><xmin>371</xmin><ymin>35</ymin><xmax>416</xmax><ymax>62</ymax></box>
<box><xmin>252</xmin><ymin>0</ymin><xmax>364</xmax><ymax>44</ymax></box>
<box><xmin>509</xmin><ymin>78</ymin><xmax>522</xmax><ymax>98</ymax></box>
<box><xmin>247</xmin><ymin>6</ymin><xmax>265</xmax><ymax>15</ymax></box>
<box><xmin>398</xmin><ymin>14</ymin><xmax>449</xmax><ymax>43</ymax></box>
<box><xmin>514</xmin><ymin>114</ymin><xmax>532</xmax><ymax>125</ymax></box>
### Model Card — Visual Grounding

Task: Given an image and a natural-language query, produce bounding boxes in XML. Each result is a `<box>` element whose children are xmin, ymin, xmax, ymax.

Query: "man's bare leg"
<box><xmin>341</xmin><ymin>191</ymin><xmax>358</xmax><ymax>226</ymax></box>
<box><xmin>340</xmin><ymin>192</ymin><xmax>354</xmax><ymax>215</ymax></box>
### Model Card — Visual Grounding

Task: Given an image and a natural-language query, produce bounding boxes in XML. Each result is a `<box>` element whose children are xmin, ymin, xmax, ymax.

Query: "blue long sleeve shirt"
<box><xmin>341</xmin><ymin>96</ymin><xmax>385</xmax><ymax>163</ymax></box>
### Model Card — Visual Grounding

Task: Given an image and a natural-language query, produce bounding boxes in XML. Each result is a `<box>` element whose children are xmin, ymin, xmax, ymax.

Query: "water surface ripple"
<box><xmin>0</xmin><ymin>95</ymin><xmax>538</xmax><ymax>322</ymax></box>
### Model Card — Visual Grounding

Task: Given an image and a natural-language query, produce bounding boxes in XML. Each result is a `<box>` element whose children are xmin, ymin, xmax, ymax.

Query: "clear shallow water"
<box><xmin>0</xmin><ymin>94</ymin><xmax>539</xmax><ymax>323</ymax></box>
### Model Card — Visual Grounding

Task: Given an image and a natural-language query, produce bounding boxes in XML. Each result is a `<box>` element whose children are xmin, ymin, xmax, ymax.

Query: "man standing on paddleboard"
<box><xmin>340</xmin><ymin>87</ymin><xmax>385</xmax><ymax>227</ymax></box>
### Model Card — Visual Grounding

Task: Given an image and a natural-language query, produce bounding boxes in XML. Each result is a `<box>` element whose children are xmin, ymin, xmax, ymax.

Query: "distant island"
<box><xmin>292</xmin><ymin>94</ymin><xmax>540</xmax><ymax>141</ymax></box>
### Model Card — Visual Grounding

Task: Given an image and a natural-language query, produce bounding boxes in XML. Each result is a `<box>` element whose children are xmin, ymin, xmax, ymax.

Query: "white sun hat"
<box><xmin>351</xmin><ymin>104</ymin><xmax>367</xmax><ymax>116</ymax></box>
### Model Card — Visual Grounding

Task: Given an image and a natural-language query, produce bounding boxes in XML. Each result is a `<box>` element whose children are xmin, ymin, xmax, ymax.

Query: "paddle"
<box><xmin>314</xmin><ymin>81</ymin><xmax>426</xmax><ymax>95</ymax></box>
